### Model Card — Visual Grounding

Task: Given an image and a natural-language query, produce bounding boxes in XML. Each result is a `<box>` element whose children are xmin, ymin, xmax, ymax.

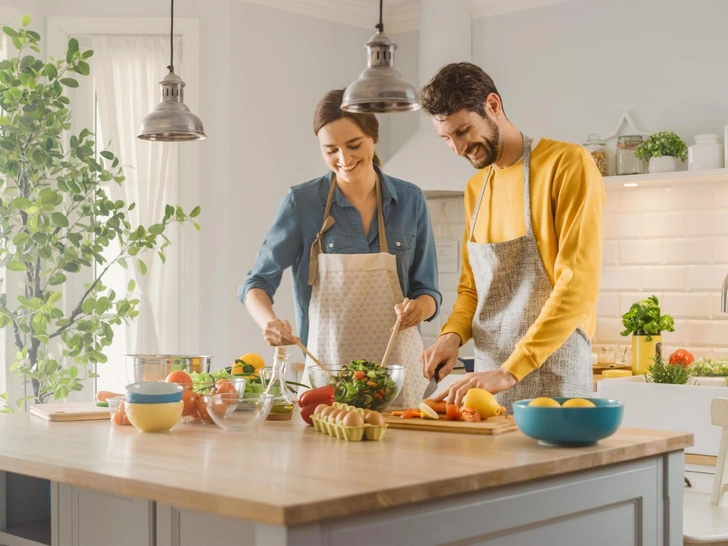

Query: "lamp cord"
<box><xmin>167</xmin><ymin>0</ymin><xmax>174</xmax><ymax>72</ymax></box>
<box><xmin>376</xmin><ymin>0</ymin><xmax>383</xmax><ymax>32</ymax></box>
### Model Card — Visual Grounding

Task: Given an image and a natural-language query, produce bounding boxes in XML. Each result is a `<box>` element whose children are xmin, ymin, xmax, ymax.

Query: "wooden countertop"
<box><xmin>0</xmin><ymin>414</ymin><xmax>691</xmax><ymax>526</ymax></box>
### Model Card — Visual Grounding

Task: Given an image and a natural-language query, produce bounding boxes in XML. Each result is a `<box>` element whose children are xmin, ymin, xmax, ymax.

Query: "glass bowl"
<box><xmin>307</xmin><ymin>364</ymin><xmax>405</xmax><ymax>412</ymax></box>
<box><xmin>203</xmin><ymin>392</ymin><xmax>273</xmax><ymax>432</ymax></box>
<box><xmin>126</xmin><ymin>354</ymin><xmax>212</xmax><ymax>384</ymax></box>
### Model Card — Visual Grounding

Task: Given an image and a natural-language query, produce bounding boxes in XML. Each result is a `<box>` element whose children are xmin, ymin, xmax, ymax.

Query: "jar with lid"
<box><xmin>688</xmin><ymin>134</ymin><xmax>724</xmax><ymax>171</ymax></box>
<box><xmin>583</xmin><ymin>134</ymin><xmax>608</xmax><ymax>176</ymax></box>
<box><xmin>616</xmin><ymin>135</ymin><xmax>646</xmax><ymax>176</ymax></box>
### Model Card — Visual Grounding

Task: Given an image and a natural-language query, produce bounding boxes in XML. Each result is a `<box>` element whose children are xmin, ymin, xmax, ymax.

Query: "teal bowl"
<box><xmin>512</xmin><ymin>398</ymin><xmax>623</xmax><ymax>447</ymax></box>
<box><xmin>126</xmin><ymin>382</ymin><xmax>183</xmax><ymax>404</ymax></box>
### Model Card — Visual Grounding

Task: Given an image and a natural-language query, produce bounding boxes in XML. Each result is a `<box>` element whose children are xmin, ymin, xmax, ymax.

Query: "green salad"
<box><xmin>329</xmin><ymin>359</ymin><xmax>398</xmax><ymax>411</ymax></box>
<box><xmin>688</xmin><ymin>357</ymin><xmax>728</xmax><ymax>377</ymax></box>
<box><xmin>189</xmin><ymin>369</ymin><xmax>264</xmax><ymax>395</ymax></box>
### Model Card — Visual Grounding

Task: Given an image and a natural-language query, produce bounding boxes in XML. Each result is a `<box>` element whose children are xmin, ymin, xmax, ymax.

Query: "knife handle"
<box><xmin>434</xmin><ymin>362</ymin><xmax>446</xmax><ymax>382</ymax></box>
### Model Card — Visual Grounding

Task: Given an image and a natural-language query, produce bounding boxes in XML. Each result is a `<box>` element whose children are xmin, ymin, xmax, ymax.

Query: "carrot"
<box><xmin>445</xmin><ymin>403</ymin><xmax>460</xmax><ymax>421</ymax></box>
<box><xmin>96</xmin><ymin>391</ymin><xmax>124</xmax><ymax>402</ymax></box>
<box><xmin>401</xmin><ymin>408</ymin><xmax>421</xmax><ymax>419</ymax></box>
<box><xmin>391</xmin><ymin>411</ymin><xmax>405</xmax><ymax>417</ymax></box>
<box><xmin>423</xmin><ymin>399</ymin><xmax>447</xmax><ymax>414</ymax></box>
<box><xmin>498</xmin><ymin>405</ymin><xmax>507</xmax><ymax>416</ymax></box>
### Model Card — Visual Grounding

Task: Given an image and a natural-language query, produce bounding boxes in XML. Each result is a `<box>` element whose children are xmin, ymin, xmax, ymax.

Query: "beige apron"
<box><xmin>306</xmin><ymin>177</ymin><xmax>428</xmax><ymax>409</ymax></box>
<box><xmin>469</xmin><ymin>137</ymin><xmax>593</xmax><ymax>412</ymax></box>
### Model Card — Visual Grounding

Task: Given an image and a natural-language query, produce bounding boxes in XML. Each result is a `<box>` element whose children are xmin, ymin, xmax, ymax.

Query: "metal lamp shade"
<box><xmin>341</xmin><ymin>31</ymin><xmax>420</xmax><ymax>114</ymax></box>
<box><xmin>138</xmin><ymin>71</ymin><xmax>206</xmax><ymax>142</ymax></box>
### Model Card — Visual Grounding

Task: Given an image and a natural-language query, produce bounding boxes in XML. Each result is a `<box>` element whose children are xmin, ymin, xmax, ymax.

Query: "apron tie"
<box><xmin>308</xmin><ymin>216</ymin><xmax>335</xmax><ymax>285</ymax></box>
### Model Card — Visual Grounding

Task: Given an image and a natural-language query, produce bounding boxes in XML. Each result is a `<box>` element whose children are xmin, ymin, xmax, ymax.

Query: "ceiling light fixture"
<box><xmin>137</xmin><ymin>0</ymin><xmax>206</xmax><ymax>141</ymax></box>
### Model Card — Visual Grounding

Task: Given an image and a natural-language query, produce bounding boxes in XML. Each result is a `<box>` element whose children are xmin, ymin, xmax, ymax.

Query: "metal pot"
<box><xmin>126</xmin><ymin>354</ymin><xmax>213</xmax><ymax>384</ymax></box>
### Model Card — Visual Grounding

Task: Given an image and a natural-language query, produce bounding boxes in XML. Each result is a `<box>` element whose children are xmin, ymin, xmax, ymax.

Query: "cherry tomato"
<box><xmin>297</xmin><ymin>385</ymin><xmax>335</xmax><ymax>409</ymax></box>
<box><xmin>668</xmin><ymin>349</ymin><xmax>694</xmax><ymax>368</ymax></box>
<box><xmin>459</xmin><ymin>407</ymin><xmax>482</xmax><ymax>422</ymax></box>
<box><xmin>181</xmin><ymin>388</ymin><xmax>197</xmax><ymax>417</ymax></box>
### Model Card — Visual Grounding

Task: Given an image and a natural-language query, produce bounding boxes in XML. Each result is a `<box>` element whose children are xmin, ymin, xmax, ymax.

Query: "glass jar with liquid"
<box><xmin>616</xmin><ymin>135</ymin><xmax>646</xmax><ymax>176</ymax></box>
<box><xmin>264</xmin><ymin>346</ymin><xmax>295</xmax><ymax>421</ymax></box>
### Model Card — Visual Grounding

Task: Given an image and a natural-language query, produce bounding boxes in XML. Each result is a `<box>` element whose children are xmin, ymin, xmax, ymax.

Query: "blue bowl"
<box><xmin>126</xmin><ymin>382</ymin><xmax>184</xmax><ymax>404</ymax></box>
<box><xmin>512</xmin><ymin>397</ymin><xmax>623</xmax><ymax>447</ymax></box>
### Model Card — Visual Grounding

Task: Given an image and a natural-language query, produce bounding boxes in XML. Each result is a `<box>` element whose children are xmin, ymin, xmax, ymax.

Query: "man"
<box><xmin>420</xmin><ymin>63</ymin><xmax>604</xmax><ymax>411</ymax></box>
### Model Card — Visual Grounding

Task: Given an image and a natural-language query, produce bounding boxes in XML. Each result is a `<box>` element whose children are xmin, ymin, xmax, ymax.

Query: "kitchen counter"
<box><xmin>0</xmin><ymin>414</ymin><xmax>692</xmax><ymax>546</ymax></box>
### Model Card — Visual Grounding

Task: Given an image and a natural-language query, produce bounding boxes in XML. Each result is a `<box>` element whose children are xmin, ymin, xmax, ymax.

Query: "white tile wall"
<box><xmin>428</xmin><ymin>183</ymin><xmax>728</xmax><ymax>363</ymax></box>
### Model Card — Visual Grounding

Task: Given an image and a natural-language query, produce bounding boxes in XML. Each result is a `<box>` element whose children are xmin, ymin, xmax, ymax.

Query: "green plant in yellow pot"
<box><xmin>620</xmin><ymin>296</ymin><xmax>675</xmax><ymax>375</ymax></box>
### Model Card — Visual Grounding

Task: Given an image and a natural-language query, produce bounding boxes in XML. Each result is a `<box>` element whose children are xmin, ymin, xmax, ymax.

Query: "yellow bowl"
<box><xmin>125</xmin><ymin>401</ymin><xmax>183</xmax><ymax>432</ymax></box>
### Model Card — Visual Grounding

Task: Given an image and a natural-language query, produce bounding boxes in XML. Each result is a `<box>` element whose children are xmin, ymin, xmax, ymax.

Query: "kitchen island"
<box><xmin>0</xmin><ymin>414</ymin><xmax>691</xmax><ymax>546</ymax></box>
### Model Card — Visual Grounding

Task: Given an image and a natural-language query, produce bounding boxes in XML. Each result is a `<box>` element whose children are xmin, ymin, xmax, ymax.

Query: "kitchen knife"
<box><xmin>422</xmin><ymin>363</ymin><xmax>446</xmax><ymax>400</ymax></box>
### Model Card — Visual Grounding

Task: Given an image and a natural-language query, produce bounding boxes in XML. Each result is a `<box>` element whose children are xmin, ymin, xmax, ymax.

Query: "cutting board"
<box><xmin>30</xmin><ymin>402</ymin><xmax>110</xmax><ymax>422</ymax></box>
<box><xmin>383</xmin><ymin>414</ymin><xmax>517</xmax><ymax>435</ymax></box>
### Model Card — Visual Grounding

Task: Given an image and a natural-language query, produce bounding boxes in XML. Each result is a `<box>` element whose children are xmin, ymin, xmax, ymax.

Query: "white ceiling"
<box><xmin>244</xmin><ymin>0</ymin><xmax>576</xmax><ymax>33</ymax></box>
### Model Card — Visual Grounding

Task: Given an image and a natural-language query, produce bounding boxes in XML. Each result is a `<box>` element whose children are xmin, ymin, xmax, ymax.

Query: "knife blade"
<box><xmin>422</xmin><ymin>363</ymin><xmax>446</xmax><ymax>400</ymax></box>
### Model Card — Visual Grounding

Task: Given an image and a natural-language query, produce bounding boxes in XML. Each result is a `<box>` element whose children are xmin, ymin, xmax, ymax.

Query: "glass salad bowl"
<box><xmin>307</xmin><ymin>361</ymin><xmax>405</xmax><ymax>412</ymax></box>
<box><xmin>202</xmin><ymin>392</ymin><xmax>273</xmax><ymax>432</ymax></box>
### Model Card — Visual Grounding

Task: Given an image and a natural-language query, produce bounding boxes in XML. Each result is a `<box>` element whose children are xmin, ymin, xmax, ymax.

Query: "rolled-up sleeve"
<box><xmin>238</xmin><ymin>190</ymin><xmax>303</xmax><ymax>305</ymax></box>
<box><xmin>407</xmin><ymin>192</ymin><xmax>441</xmax><ymax>321</ymax></box>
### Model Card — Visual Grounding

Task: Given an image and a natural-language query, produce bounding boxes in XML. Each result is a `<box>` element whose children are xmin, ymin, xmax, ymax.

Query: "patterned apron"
<box><xmin>305</xmin><ymin>176</ymin><xmax>428</xmax><ymax>409</ymax></box>
<box><xmin>469</xmin><ymin>137</ymin><xmax>593</xmax><ymax>411</ymax></box>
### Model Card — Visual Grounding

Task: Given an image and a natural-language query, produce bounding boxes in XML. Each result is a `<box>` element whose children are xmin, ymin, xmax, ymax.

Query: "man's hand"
<box><xmin>394</xmin><ymin>299</ymin><xmax>424</xmax><ymax>330</ymax></box>
<box><xmin>434</xmin><ymin>368</ymin><xmax>517</xmax><ymax>406</ymax></box>
<box><xmin>263</xmin><ymin>318</ymin><xmax>299</xmax><ymax>346</ymax></box>
<box><xmin>420</xmin><ymin>333</ymin><xmax>461</xmax><ymax>381</ymax></box>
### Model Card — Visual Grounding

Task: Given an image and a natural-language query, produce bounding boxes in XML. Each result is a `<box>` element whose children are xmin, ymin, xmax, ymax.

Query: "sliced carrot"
<box><xmin>446</xmin><ymin>403</ymin><xmax>460</xmax><ymax>421</ymax></box>
<box><xmin>401</xmin><ymin>408</ymin><xmax>421</xmax><ymax>419</ymax></box>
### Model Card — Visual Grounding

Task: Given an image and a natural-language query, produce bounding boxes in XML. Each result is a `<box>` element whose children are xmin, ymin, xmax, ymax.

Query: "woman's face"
<box><xmin>318</xmin><ymin>117</ymin><xmax>376</xmax><ymax>184</ymax></box>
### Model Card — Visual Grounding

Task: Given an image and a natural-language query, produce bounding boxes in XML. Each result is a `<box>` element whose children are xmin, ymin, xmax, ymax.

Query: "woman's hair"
<box><xmin>420</xmin><ymin>62</ymin><xmax>502</xmax><ymax>118</ymax></box>
<box><xmin>313</xmin><ymin>89</ymin><xmax>381</xmax><ymax>166</ymax></box>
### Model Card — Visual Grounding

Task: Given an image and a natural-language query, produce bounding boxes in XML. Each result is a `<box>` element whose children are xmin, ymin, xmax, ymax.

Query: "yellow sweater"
<box><xmin>441</xmin><ymin>138</ymin><xmax>605</xmax><ymax>381</ymax></box>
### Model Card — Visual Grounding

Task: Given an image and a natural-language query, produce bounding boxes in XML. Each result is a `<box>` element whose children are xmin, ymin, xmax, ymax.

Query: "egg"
<box><xmin>313</xmin><ymin>403</ymin><xmax>329</xmax><ymax>416</ymax></box>
<box><xmin>342</xmin><ymin>412</ymin><xmax>365</xmax><ymax>427</ymax></box>
<box><xmin>319</xmin><ymin>406</ymin><xmax>335</xmax><ymax>419</ymax></box>
<box><xmin>335</xmin><ymin>410</ymin><xmax>350</xmax><ymax>423</ymax></box>
<box><xmin>365</xmin><ymin>411</ymin><xmax>385</xmax><ymax>426</ymax></box>
<box><xmin>328</xmin><ymin>409</ymin><xmax>342</xmax><ymax>423</ymax></box>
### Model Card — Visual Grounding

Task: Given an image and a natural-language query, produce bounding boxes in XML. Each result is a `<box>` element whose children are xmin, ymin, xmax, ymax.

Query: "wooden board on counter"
<box><xmin>30</xmin><ymin>402</ymin><xmax>109</xmax><ymax>422</ymax></box>
<box><xmin>384</xmin><ymin>414</ymin><xmax>517</xmax><ymax>435</ymax></box>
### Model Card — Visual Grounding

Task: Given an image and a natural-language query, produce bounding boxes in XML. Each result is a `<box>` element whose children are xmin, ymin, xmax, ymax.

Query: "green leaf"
<box><xmin>190</xmin><ymin>206</ymin><xmax>201</xmax><ymax>218</ymax></box>
<box><xmin>19</xmin><ymin>55</ymin><xmax>34</xmax><ymax>69</ymax></box>
<box><xmin>6</xmin><ymin>260</ymin><xmax>25</xmax><ymax>272</ymax></box>
<box><xmin>21</xmin><ymin>13</ymin><xmax>31</xmax><ymax>26</ymax></box>
<box><xmin>75</xmin><ymin>61</ymin><xmax>90</xmax><ymax>76</ymax></box>
<box><xmin>2</xmin><ymin>26</ymin><xmax>17</xmax><ymax>38</ymax></box>
<box><xmin>100</xmin><ymin>150</ymin><xmax>114</xmax><ymax>160</ymax></box>
<box><xmin>158</xmin><ymin>251</ymin><xmax>166</xmax><ymax>264</ymax></box>
<box><xmin>148</xmin><ymin>223</ymin><xmax>164</xmax><ymax>235</ymax></box>
<box><xmin>51</xmin><ymin>213</ymin><xmax>69</xmax><ymax>227</ymax></box>
<box><xmin>60</xmin><ymin>78</ymin><xmax>79</xmax><ymax>88</ymax></box>
<box><xmin>69</xmin><ymin>365</ymin><xmax>78</xmax><ymax>379</ymax></box>
<box><xmin>127</xmin><ymin>279</ymin><xmax>135</xmax><ymax>292</ymax></box>
<box><xmin>62</xmin><ymin>261</ymin><xmax>80</xmax><ymax>273</ymax></box>
<box><xmin>81</xmin><ymin>298</ymin><xmax>95</xmax><ymax>314</ymax></box>
<box><xmin>137</xmin><ymin>259</ymin><xmax>147</xmax><ymax>276</ymax></box>
<box><xmin>67</xmin><ymin>37</ymin><xmax>79</xmax><ymax>55</ymax></box>
<box><xmin>44</xmin><ymin>63</ymin><xmax>58</xmax><ymax>79</ymax></box>
<box><xmin>48</xmin><ymin>292</ymin><xmax>62</xmax><ymax>305</ymax></box>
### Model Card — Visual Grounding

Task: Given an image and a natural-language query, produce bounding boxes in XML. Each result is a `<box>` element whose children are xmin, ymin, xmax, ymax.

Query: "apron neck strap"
<box><xmin>468</xmin><ymin>134</ymin><xmax>533</xmax><ymax>240</ymax></box>
<box><xmin>308</xmin><ymin>174</ymin><xmax>387</xmax><ymax>286</ymax></box>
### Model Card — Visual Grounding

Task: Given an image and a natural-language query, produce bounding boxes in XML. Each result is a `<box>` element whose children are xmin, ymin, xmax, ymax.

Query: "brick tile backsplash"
<box><xmin>619</xmin><ymin>240</ymin><xmax>663</xmax><ymax>265</ymax></box>
<box><xmin>662</xmin><ymin>185</ymin><xmax>715</xmax><ymax>211</ymax></box>
<box><xmin>664</xmin><ymin>239</ymin><xmax>713</xmax><ymax>265</ymax></box>
<box><xmin>618</xmin><ymin>187</ymin><xmax>663</xmax><ymax>213</ymax></box>
<box><xmin>641</xmin><ymin>212</ymin><xmax>687</xmax><ymax>238</ymax></box>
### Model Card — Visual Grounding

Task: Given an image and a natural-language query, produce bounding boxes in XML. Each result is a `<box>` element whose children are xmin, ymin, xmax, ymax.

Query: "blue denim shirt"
<box><xmin>239</xmin><ymin>167</ymin><xmax>441</xmax><ymax>346</ymax></box>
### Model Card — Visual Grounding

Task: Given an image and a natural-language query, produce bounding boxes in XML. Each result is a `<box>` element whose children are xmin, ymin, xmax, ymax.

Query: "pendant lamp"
<box><xmin>137</xmin><ymin>0</ymin><xmax>206</xmax><ymax>141</ymax></box>
<box><xmin>341</xmin><ymin>0</ymin><xmax>421</xmax><ymax>113</ymax></box>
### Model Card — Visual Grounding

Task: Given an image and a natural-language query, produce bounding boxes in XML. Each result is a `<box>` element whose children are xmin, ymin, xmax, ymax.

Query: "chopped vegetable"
<box><xmin>689</xmin><ymin>357</ymin><xmax>728</xmax><ymax>377</ymax></box>
<box><xmin>324</xmin><ymin>360</ymin><xmax>398</xmax><ymax>411</ymax></box>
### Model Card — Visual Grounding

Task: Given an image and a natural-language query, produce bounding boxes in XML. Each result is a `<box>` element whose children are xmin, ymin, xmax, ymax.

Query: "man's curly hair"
<box><xmin>420</xmin><ymin>62</ymin><xmax>502</xmax><ymax>118</ymax></box>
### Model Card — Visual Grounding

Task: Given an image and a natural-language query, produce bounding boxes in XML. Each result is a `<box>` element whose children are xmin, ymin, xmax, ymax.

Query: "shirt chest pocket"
<box><xmin>387</xmin><ymin>231</ymin><xmax>415</xmax><ymax>254</ymax></box>
<box><xmin>322</xmin><ymin>232</ymin><xmax>353</xmax><ymax>253</ymax></box>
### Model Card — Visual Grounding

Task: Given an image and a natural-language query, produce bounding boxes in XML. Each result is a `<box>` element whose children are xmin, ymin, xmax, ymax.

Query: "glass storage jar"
<box><xmin>583</xmin><ymin>134</ymin><xmax>608</xmax><ymax>176</ymax></box>
<box><xmin>688</xmin><ymin>134</ymin><xmax>723</xmax><ymax>171</ymax></box>
<box><xmin>616</xmin><ymin>135</ymin><xmax>646</xmax><ymax>176</ymax></box>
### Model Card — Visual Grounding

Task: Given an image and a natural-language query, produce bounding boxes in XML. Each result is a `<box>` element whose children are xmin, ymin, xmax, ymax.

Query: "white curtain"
<box><xmin>92</xmin><ymin>35</ymin><xmax>184</xmax><ymax>354</ymax></box>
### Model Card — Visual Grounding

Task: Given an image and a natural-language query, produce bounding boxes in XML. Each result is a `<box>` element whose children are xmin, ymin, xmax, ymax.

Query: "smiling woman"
<box><xmin>239</xmin><ymin>89</ymin><xmax>442</xmax><ymax>408</ymax></box>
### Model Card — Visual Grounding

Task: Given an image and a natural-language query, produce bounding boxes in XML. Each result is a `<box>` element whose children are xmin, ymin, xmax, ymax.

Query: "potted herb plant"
<box><xmin>634</xmin><ymin>131</ymin><xmax>688</xmax><ymax>174</ymax></box>
<box><xmin>620</xmin><ymin>295</ymin><xmax>675</xmax><ymax>375</ymax></box>
<box><xmin>0</xmin><ymin>16</ymin><xmax>200</xmax><ymax>410</ymax></box>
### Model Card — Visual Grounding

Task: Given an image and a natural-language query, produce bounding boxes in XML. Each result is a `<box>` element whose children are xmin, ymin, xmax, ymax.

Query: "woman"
<box><xmin>239</xmin><ymin>89</ymin><xmax>441</xmax><ymax>408</ymax></box>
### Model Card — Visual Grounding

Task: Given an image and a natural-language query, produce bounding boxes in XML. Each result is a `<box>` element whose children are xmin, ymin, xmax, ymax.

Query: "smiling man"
<box><xmin>419</xmin><ymin>63</ymin><xmax>605</xmax><ymax>411</ymax></box>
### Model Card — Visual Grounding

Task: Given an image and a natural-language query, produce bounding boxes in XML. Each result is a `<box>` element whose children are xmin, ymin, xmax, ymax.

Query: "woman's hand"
<box><xmin>394</xmin><ymin>299</ymin><xmax>423</xmax><ymax>330</ymax></box>
<box><xmin>433</xmin><ymin>368</ymin><xmax>517</xmax><ymax>407</ymax></box>
<box><xmin>263</xmin><ymin>318</ymin><xmax>299</xmax><ymax>346</ymax></box>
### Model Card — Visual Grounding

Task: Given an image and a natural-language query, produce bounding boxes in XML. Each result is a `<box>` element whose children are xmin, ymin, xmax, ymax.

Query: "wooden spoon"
<box><xmin>380</xmin><ymin>298</ymin><xmax>409</xmax><ymax>368</ymax></box>
<box><xmin>294</xmin><ymin>340</ymin><xmax>334</xmax><ymax>374</ymax></box>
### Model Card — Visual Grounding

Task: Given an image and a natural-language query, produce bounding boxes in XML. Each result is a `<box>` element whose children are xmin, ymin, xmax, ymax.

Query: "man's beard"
<box><xmin>464</xmin><ymin>118</ymin><xmax>500</xmax><ymax>169</ymax></box>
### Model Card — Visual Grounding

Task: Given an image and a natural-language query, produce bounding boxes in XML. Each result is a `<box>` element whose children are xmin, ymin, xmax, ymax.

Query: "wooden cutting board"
<box><xmin>383</xmin><ymin>414</ymin><xmax>517</xmax><ymax>435</ymax></box>
<box><xmin>30</xmin><ymin>402</ymin><xmax>110</xmax><ymax>422</ymax></box>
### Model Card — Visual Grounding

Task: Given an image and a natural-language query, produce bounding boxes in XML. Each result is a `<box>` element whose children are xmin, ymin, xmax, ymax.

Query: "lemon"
<box><xmin>419</xmin><ymin>402</ymin><xmax>440</xmax><ymax>420</ymax></box>
<box><xmin>232</xmin><ymin>353</ymin><xmax>266</xmax><ymax>376</ymax></box>
<box><xmin>462</xmin><ymin>388</ymin><xmax>500</xmax><ymax>419</ymax></box>
<box><xmin>528</xmin><ymin>397</ymin><xmax>561</xmax><ymax>408</ymax></box>
<box><xmin>562</xmin><ymin>398</ymin><xmax>596</xmax><ymax>408</ymax></box>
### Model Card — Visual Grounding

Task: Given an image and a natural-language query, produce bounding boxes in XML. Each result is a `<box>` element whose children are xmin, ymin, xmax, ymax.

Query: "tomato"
<box><xmin>669</xmin><ymin>349</ymin><xmax>694</xmax><ymax>368</ymax></box>
<box><xmin>181</xmin><ymin>389</ymin><xmax>197</xmax><ymax>417</ymax></box>
<box><xmin>300</xmin><ymin>403</ymin><xmax>317</xmax><ymax>426</ymax></box>
<box><xmin>297</xmin><ymin>386</ymin><xmax>335</xmax><ymax>409</ymax></box>
<box><xmin>197</xmin><ymin>395</ymin><xmax>212</xmax><ymax>422</ymax></box>
<box><xmin>352</xmin><ymin>371</ymin><xmax>366</xmax><ymax>381</ymax></box>
<box><xmin>459</xmin><ymin>407</ymin><xmax>482</xmax><ymax>422</ymax></box>
<box><xmin>166</xmin><ymin>370</ymin><xmax>193</xmax><ymax>390</ymax></box>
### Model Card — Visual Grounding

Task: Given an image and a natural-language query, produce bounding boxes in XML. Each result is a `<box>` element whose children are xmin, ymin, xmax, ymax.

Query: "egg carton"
<box><xmin>311</xmin><ymin>403</ymin><xmax>387</xmax><ymax>442</ymax></box>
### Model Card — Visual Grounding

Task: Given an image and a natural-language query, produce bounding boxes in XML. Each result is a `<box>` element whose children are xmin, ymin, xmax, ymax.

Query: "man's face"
<box><xmin>431</xmin><ymin>109</ymin><xmax>501</xmax><ymax>169</ymax></box>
